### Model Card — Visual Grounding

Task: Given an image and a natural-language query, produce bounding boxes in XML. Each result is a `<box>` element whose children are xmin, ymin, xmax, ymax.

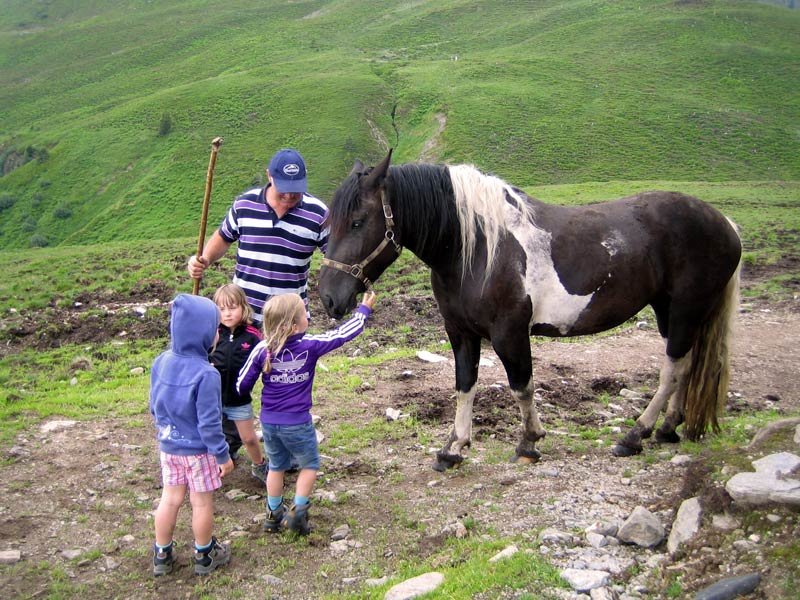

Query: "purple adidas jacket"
<box><xmin>237</xmin><ymin>304</ymin><xmax>372</xmax><ymax>425</ymax></box>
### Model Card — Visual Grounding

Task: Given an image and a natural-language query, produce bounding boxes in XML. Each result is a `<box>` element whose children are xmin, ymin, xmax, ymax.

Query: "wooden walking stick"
<box><xmin>192</xmin><ymin>136</ymin><xmax>223</xmax><ymax>295</ymax></box>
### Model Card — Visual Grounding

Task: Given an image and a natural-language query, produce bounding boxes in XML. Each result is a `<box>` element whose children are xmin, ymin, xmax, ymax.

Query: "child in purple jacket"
<box><xmin>237</xmin><ymin>291</ymin><xmax>377</xmax><ymax>535</ymax></box>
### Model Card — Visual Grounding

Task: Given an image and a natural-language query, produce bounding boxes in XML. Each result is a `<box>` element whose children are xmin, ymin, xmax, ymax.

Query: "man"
<box><xmin>188</xmin><ymin>148</ymin><xmax>328</xmax><ymax>326</ymax></box>
<box><xmin>188</xmin><ymin>148</ymin><xmax>328</xmax><ymax>460</ymax></box>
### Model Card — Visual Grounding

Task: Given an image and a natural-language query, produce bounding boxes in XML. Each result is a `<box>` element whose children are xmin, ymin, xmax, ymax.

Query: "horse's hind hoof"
<box><xmin>432</xmin><ymin>452</ymin><xmax>463</xmax><ymax>472</ymax></box>
<box><xmin>611</xmin><ymin>443</ymin><xmax>642</xmax><ymax>457</ymax></box>
<box><xmin>654</xmin><ymin>429</ymin><xmax>681</xmax><ymax>444</ymax></box>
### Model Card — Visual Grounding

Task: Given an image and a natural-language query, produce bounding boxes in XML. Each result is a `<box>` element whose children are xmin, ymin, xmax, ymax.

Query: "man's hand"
<box><xmin>188</xmin><ymin>255</ymin><xmax>209</xmax><ymax>279</ymax></box>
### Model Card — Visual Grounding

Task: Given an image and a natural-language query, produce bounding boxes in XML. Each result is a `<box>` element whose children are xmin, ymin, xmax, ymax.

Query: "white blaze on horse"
<box><xmin>319</xmin><ymin>151</ymin><xmax>742</xmax><ymax>471</ymax></box>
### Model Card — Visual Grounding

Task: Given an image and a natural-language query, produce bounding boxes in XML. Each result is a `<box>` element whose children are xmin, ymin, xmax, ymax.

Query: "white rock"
<box><xmin>415</xmin><ymin>350</ymin><xmax>448</xmax><ymax>363</ymax></box>
<box><xmin>385</xmin><ymin>572</ymin><xmax>444</xmax><ymax>599</ymax></box>
<box><xmin>617</xmin><ymin>506</ymin><xmax>665</xmax><ymax>548</ymax></box>
<box><xmin>711</xmin><ymin>513</ymin><xmax>739</xmax><ymax>531</ymax></box>
<box><xmin>41</xmin><ymin>420</ymin><xmax>77</xmax><ymax>433</ymax></box>
<box><xmin>667</xmin><ymin>497</ymin><xmax>702</xmax><ymax>554</ymax></box>
<box><xmin>560</xmin><ymin>568</ymin><xmax>611</xmax><ymax>592</ymax></box>
<box><xmin>129</xmin><ymin>367</ymin><xmax>145</xmax><ymax>376</ymax></box>
<box><xmin>0</xmin><ymin>549</ymin><xmax>21</xmax><ymax>564</ymax></box>
<box><xmin>726</xmin><ymin>452</ymin><xmax>800</xmax><ymax>506</ymax></box>
<box><xmin>670</xmin><ymin>454</ymin><xmax>692</xmax><ymax>466</ymax></box>
<box><xmin>489</xmin><ymin>544</ymin><xmax>518</xmax><ymax>562</ymax></box>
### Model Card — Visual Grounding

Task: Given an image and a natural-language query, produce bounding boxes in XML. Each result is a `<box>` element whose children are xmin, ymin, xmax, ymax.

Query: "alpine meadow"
<box><xmin>1</xmin><ymin>1</ymin><xmax>799</xmax><ymax>599</ymax></box>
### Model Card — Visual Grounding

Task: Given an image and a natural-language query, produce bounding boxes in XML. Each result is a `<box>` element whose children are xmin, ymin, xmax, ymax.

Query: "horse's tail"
<box><xmin>683</xmin><ymin>260</ymin><xmax>741</xmax><ymax>440</ymax></box>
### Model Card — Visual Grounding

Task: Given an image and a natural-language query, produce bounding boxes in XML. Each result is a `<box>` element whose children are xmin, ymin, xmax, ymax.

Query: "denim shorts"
<box><xmin>222</xmin><ymin>403</ymin><xmax>253</xmax><ymax>422</ymax></box>
<box><xmin>261</xmin><ymin>422</ymin><xmax>319</xmax><ymax>471</ymax></box>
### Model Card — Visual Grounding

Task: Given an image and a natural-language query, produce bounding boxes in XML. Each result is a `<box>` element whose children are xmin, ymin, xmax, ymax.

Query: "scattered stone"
<box><xmin>765</xmin><ymin>514</ymin><xmax>781</xmax><ymax>523</ymax></box>
<box><xmin>386</xmin><ymin>407</ymin><xmax>402</xmax><ymax>421</ymax></box>
<box><xmin>441</xmin><ymin>521</ymin><xmax>468</xmax><ymax>539</ymax></box>
<box><xmin>41</xmin><ymin>420</ymin><xmax>77</xmax><ymax>433</ymax></box>
<box><xmin>489</xmin><ymin>544</ymin><xmax>518</xmax><ymax>562</ymax></box>
<box><xmin>0</xmin><ymin>549</ymin><xmax>21</xmax><ymax>564</ymax></box>
<box><xmin>617</xmin><ymin>506</ymin><xmax>665</xmax><ymax>548</ymax></box>
<box><xmin>61</xmin><ymin>549</ymin><xmax>83</xmax><ymax>560</ymax></box>
<box><xmin>384</xmin><ymin>572</ymin><xmax>444</xmax><ymax>600</ymax></box>
<box><xmin>745</xmin><ymin>417</ymin><xmax>800</xmax><ymax>449</ymax></box>
<box><xmin>590</xmin><ymin>587</ymin><xmax>618</xmax><ymax>600</ymax></box>
<box><xmin>586</xmin><ymin>532</ymin><xmax>608</xmax><ymax>548</ymax></box>
<box><xmin>539</xmin><ymin>528</ymin><xmax>577</xmax><ymax>545</ymax></box>
<box><xmin>479</xmin><ymin>357</ymin><xmax>495</xmax><ymax>367</ymax></box>
<box><xmin>224</xmin><ymin>489</ymin><xmax>248</xmax><ymax>501</ymax></box>
<box><xmin>618</xmin><ymin>389</ymin><xmax>642</xmax><ymax>400</ymax></box>
<box><xmin>262</xmin><ymin>574</ymin><xmax>283</xmax><ymax>586</ymax></box>
<box><xmin>129</xmin><ymin>367</ymin><xmax>145</xmax><ymax>376</ymax></box>
<box><xmin>670</xmin><ymin>454</ymin><xmax>692</xmax><ymax>466</ymax></box>
<box><xmin>397</xmin><ymin>370</ymin><xmax>416</xmax><ymax>380</ymax></box>
<box><xmin>711</xmin><ymin>514</ymin><xmax>739</xmax><ymax>531</ymax></box>
<box><xmin>795</xmin><ymin>424</ymin><xmax>800</xmax><ymax>446</ymax></box>
<box><xmin>415</xmin><ymin>350</ymin><xmax>447</xmax><ymax>363</ymax></box>
<box><xmin>104</xmin><ymin>556</ymin><xmax>120</xmax><ymax>570</ymax></box>
<box><xmin>725</xmin><ymin>452</ymin><xmax>800</xmax><ymax>506</ymax></box>
<box><xmin>70</xmin><ymin>377</ymin><xmax>78</xmax><ymax>386</ymax></box>
<box><xmin>668</xmin><ymin>496</ymin><xmax>702</xmax><ymax>555</ymax></box>
<box><xmin>365</xmin><ymin>575</ymin><xmax>389</xmax><ymax>587</ymax></box>
<box><xmin>586</xmin><ymin>521</ymin><xmax>619</xmax><ymax>537</ymax></box>
<box><xmin>693</xmin><ymin>572</ymin><xmax>761</xmax><ymax>600</ymax></box>
<box><xmin>229</xmin><ymin>531</ymin><xmax>249</xmax><ymax>538</ymax></box>
<box><xmin>560</xmin><ymin>568</ymin><xmax>611</xmax><ymax>592</ymax></box>
<box><xmin>331</xmin><ymin>524</ymin><xmax>350</xmax><ymax>541</ymax></box>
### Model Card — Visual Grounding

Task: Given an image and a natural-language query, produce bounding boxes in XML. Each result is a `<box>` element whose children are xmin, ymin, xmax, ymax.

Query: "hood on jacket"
<box><xmin>169</xmin><ymin>294</ymin><xmax>219</xmax><ymax>357</ymax></box>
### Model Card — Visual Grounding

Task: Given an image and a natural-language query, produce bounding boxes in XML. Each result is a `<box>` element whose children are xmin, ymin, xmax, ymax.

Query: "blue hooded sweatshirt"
<box><xmin>150</xmin><ymin>294</ymin><xmax>230</xmax><ymax>465</ymax></box>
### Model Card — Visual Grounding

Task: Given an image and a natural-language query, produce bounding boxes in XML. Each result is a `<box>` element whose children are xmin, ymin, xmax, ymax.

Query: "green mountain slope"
<box><xmin>0</xmin><ymin>0</ymin><xmax>798</xmax><ymax>250</ymax></box>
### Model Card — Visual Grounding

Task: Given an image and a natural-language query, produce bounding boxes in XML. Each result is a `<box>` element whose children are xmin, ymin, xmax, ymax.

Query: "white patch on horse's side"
<box><xmin>601</xmin><ymin>230</ymin><xmax>626</xmax><ymax>257</ymax></box>
<box><xmin>505</xmin><ymin>203</ymin><xmax>594</xmax><ymax>334</ymax></box>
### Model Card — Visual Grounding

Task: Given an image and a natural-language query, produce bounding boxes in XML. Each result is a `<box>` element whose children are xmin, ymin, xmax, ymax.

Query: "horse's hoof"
<box><xmin>654</xmin><ymin>429</ymin><xmax>681</xmax><ymax>444</ymax></box>
<box><xmin>611</xmin><ymin>443</ymin><xmax>641</xmax><ymax>457</ymax></box>
<box><xmin>432</xmin><ymin>452</ymin><xmax>463</xmax><ymax>472</ymax></box>
<box><xmin>512</xmin><ymin>449</ymin><xmax>542</xmax><ymax>465</ymax></box>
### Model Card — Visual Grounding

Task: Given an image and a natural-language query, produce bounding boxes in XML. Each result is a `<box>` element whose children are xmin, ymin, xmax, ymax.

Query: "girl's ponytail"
<box><xmin>260</xmin><ymin>294</ymin><xmax>306</xmax><ymax>374</ymax></box>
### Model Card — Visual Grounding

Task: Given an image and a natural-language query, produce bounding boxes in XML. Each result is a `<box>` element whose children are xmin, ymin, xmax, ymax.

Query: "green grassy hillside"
<box><xmin>0</xmin><ymin>0</ymin><xmax>798</xmax><ymax>250</ymax></box>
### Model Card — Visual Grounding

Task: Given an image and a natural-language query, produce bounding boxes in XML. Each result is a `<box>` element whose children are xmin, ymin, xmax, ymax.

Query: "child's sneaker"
<box><xmin>263</xmin><ymin>502</ymin><xmax>286</xmax><ymax>533</ymax></box>
<box><xmin>152</xmin><ymin>543</ymin><xmax>175</xmax><ymax>577</ymax></box>
<box><xmin>286</xmin><ymin>502</ymin><xmax>311</xmax><ymax>536</ymax></box>
<box><xmin>193</xmin><ymin>537</ymin><xmax>230</xmax><ymax>576</ymax></box>
<box><xmin>250</xmin><ymin>460</ymin><xmax>268</xmax><ymax>483</ymax></box>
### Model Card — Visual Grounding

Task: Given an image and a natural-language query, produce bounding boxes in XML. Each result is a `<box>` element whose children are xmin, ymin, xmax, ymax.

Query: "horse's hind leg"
<box><xmin>612</xmin><ymin>352</ymin><xmax>691</xmax><ymax>456</ymax></box>
<box><xmin>655</xmin><ymin>364</ymin><xmax>691</xmax><ymax>443</ymax></box>
<box><xmin>434</xmin><ymin>330</ymin><xmax>481</xmax><ymax>472</ymax></box>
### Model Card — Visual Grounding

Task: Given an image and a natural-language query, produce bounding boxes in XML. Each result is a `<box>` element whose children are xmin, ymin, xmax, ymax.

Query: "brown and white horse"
<box><xmin>319</xmin><ymin>151</ymin><xmax>742</xmax><ymax>471</ymax></box>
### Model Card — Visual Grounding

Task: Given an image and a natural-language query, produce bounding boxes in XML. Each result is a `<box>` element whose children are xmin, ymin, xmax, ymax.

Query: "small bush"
<box><xmin>53</xmin><ymin>205</ymin><xmax>72</xmax><ymax>219</ymax></box>
<box><xmin>30</xmin><ymin>233</ymin><xmax>49</xmax><ymax>247</ymax></box>
<box><xmin>158</xmin><ymin>113</ymin><xmax>173</xmax><ymax>136</ymax></box>
<box><xmin>0</xmin><ymin>194</ymin><xmax>15</xmax><ymax>211</ymax></box>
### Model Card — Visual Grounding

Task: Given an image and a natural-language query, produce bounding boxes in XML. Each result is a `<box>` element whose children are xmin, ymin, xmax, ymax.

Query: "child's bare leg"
<box><xmin>266</xmin><ymin>469</ymin><xmax>285</xmax><ymax>499</ymax></box>
<box><xmin>235</xmin><ymin>419</ymin><xmax>264</xmax><ymax>464</ymax></box>
<box><xmin>155</xmin><ymin>484</ymin><xmax>186</xmax><ymax>546</ymax></box>
<box><xmin>295</xmin><ymin>468</ymin><xmax>317</xmax><ymax>498</ymax></box>
<box><xmin>188</xmin><ymin>490</ymin><xmax>215</xmax><ymax>547</ymax></box>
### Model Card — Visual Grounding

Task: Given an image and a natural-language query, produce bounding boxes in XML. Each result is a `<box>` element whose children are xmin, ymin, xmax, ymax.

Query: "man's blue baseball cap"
<box><xmin>268</xmin><ymin>148</ymin><xmax>307</xmax><ymax>194</ymax></box>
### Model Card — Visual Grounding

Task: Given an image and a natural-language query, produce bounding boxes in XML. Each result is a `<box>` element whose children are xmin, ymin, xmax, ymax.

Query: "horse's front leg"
<box><xmin>492</xmin><ymin>330</ymin><xmax>545</xmax><ymax>464</ymax></box>
<box><xmin>433</xmin><ymin>331</ymin><xmax>481</xmax><ymax>472</ymax></box>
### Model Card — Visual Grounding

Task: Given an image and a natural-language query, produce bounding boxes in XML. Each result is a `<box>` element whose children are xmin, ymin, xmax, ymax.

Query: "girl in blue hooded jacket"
<box><xmin>150</xmin><ymin>294</ymin><xmax>233</xmax><ymax>577</ymax></box>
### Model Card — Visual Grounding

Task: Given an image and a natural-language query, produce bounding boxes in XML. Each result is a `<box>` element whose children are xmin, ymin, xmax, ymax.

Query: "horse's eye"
<box><xmin>351</xmin><ymin>220</ymin><xmax>363</xmax><ymax>230</ymax></box>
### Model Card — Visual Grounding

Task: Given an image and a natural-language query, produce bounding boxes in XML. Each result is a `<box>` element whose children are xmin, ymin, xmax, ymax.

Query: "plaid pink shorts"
<box><xmin>159</xmin><ymin>452</ymin><xmax>221</xmax><ymax>492</ymax></box>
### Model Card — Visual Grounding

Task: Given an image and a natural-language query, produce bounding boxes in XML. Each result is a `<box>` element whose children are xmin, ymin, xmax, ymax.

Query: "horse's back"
<box><xmin>510</xmin><ymin>191</ymin><xmax>741</xmax><ymax>336</ymax></box>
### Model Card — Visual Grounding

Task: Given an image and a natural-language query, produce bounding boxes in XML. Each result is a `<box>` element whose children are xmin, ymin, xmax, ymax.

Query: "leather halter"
<box><xmin>321</xmin><ymin>192</ymin><xmax>402</xmax><ymax>289</ymax></box>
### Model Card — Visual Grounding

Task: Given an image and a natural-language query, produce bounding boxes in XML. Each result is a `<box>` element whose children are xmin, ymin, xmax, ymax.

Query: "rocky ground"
<box><xmin>0</xmin><ymin>276</ymin><xmax>799</xmax><ymax>598</ymax></box>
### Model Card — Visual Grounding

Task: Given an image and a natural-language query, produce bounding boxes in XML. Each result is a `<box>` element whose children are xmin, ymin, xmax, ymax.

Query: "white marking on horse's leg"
<box><xmin>513</xmin><ymin>382</ymin><xmax>545</xmax><ymax>439</ymax></box>
<box><xmin>450</xmin><ymin>384</ymin><xmax>477</xmax><ymax>455</ymax></box>
<box><xmin>638</xmin><ymin>353</ymin><xmax>692</xmax><ymax>431</ymax></box>
<box><xmin>662</xmin><ymin>353</ymin><xmax>692</xmax><ymax>425</ymax></box>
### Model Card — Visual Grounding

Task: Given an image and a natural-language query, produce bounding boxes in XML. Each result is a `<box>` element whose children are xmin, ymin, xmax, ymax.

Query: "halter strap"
<box><xmin>321</xmin><ymin>191</ymin><xmax>402</xmax><ymax>289</ymax></box>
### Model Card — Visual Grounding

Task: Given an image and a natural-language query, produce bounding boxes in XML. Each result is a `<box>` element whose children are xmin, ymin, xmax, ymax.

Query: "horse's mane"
<box><xmin>329</xmin><ymin>162</ymin><xmax>532</xmax><ymax>280</ymax></box>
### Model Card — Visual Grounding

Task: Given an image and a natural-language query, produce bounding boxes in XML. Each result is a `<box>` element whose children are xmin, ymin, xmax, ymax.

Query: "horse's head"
<box><xmin>319</xmin><ymin>150</ymin><xmax>401</xmax><ymax>319</ymax></box>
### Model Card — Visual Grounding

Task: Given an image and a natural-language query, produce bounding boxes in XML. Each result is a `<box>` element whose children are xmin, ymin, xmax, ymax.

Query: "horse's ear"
<box><xmin>349</xmin><ymin>160</ymin><xmax>365</xmax><ymax>176</ymax></box>
<box><xmin>363</xmin><ymin>149</ymin><xmax>393</xmax><ymax>190</ymax></box>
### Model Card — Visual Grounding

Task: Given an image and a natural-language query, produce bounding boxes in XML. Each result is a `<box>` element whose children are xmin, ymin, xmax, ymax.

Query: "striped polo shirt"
<box><xmin>218</xmin><ymin>185</ymin><xmax>328</xmax><ymax>324</ymax></box>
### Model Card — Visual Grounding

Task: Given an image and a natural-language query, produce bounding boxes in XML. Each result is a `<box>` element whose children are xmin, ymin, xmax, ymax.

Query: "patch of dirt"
<box><xmin>0</xmin><ymin>275</ymin><xmax>799</xmax><ymax>598</ymax></box>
